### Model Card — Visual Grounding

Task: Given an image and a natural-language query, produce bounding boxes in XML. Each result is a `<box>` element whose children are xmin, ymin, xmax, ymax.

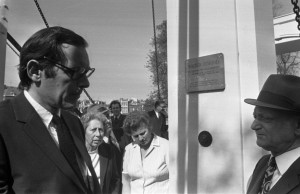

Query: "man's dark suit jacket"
<box><xmin>148</xmin><ymin>110</ymin><xmax>168</xmax><ymax>139</ymax></box>
<box><xmin>97</xmin><ymin>143</ymin><xmax>121</xmax><ymax>194</ymax></box>
<box><xmin>110</xmin><ymin>114</ymin><xmax>131</xmax><ymax>175</ymax></box>
<box><xmin>0</xmin><ymin>92</ymin><xmax>101</xmax><ymax>194</ymax></box>
<box><xmin>111</xmin><ymin>114</ymin><xmax>127</xmax><ymax>143</ymax></box>
<box><xmin>247</xmin><ymin>154</ymin><xmax>300</xmax><ymax>194</ymax></box>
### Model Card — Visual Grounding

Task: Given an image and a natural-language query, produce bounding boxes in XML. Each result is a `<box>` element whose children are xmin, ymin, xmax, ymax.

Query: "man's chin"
<box><xmin>256</xmin><ymin>140</ymin><xmax>269</xmax><ymax>151</ymax></box>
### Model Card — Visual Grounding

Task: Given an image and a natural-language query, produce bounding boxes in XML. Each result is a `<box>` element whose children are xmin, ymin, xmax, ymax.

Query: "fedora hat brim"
<box><xmin>244</xmin><ymin>98</ymin><xmax>300</xmax><ymax>112</ymax></box>
<box><xmin>244</xmin><ymin>74</ymin><xmax>300</xmax><ymax>113</ymax></box>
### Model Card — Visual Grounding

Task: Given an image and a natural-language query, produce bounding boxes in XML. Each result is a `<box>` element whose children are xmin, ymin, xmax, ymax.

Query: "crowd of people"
<box><xmin>0</xmin><ymin>26</ymin><xmax>299</xmax><ymax>194</ymax></box>
<box><xmin>0</xmin><ymin>26</ymin><xmax>169</xmax><ymax>194</ymax></box>
<box><xmin>80</xmin><ymin>102</ymin><xmax>169</xmax><ymax>194</ymax></box>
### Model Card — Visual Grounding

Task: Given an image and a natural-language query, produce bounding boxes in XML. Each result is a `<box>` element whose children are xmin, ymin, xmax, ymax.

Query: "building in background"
<box><xmin>128</xmin><ymin>98</ymin><xmax>145</xmax><ymax>113</ymax></box>
<box><xmin>120</xmin><ymin>98</ymin><xmax>129</xmax><ymax>114</ymax></box>
<box><xmin>76</xmin><ymin>97</ymin><xmax>145</xmax><ymax>115</ymax></box>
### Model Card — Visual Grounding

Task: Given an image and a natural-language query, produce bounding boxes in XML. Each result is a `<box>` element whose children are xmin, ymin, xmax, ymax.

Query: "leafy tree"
<box><xmin>143</xmin><ymin>94</ymin><xmax>156</xmax><ymax>112</ymax></box>
<box><xmin>145</xmin><ymin>20</ymin><xmax>167</xmax><ymax>104</ymax></box>
<box><xmin>277</xmin><ymin>51</ymin><xmax>300</xmax><ymax>75</ymax></box>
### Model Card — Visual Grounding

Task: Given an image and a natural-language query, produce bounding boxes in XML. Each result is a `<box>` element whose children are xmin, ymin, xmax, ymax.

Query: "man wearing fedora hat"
<box><xmin>245</xmin><ymin>74</ymin><xmax>300</xmax><ymax>194</ymax></box>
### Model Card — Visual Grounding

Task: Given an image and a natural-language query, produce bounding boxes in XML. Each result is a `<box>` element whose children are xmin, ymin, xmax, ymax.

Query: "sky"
<box><xmin>4</xmin><ymin>0</ymin><xmax>166</xmax><ymax>103</ymax></box>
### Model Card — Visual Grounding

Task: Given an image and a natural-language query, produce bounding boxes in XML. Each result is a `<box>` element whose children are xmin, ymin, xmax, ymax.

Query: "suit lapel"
<box><xmin>63</xmin><ymin>111</ymin><xmax>101</xmax><ymax>194</ymax></box>
<box><xmin>247</xmin><ymin>156</ymin><xmax>269</xmax><ymax>194</ymax></box>
<box><xmin>269</xmin><ymin>157</ymin><xmax>300</xmax><ymax>194</ymax></box>
<box><xmin>247</xmin><ymin>170</ymin><xmax>266</xmax><ymax>194</ymax></box>
<box><xmin>12</xmin><ymin>93</ymin><xmax>86</xmax><ymax>192</ymax></box>
<box><xmin>98</xmin><ymin>145</ymin><xmax>109</xmax><ymax>190</ymax></box>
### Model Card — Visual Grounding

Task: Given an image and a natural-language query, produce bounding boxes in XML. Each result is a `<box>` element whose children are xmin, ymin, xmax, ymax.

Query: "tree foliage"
<box><xmin>145</xmin><ymin>20</ymin><xmax>167</xmax><ymax>104</ymax></box>
<box><xmin>277</xmin><ymin>52</ymin><xmax>300</xmax><ymax>75</ymax></box>
<box><xmin>143</xmin><ymin>93</ymin><xmax>156</xmax><ymax>112</ymax></box>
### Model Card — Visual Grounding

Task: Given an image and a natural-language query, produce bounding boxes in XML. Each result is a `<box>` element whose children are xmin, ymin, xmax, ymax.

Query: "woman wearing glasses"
<box><xmin>122</xmin><ymin>111</ymin><xmax>169</xmax><ymax>194</ymax></box>
<box><xmin>81</xmin><ymin>111</ymin><xmax>121</xmax><ymax>194</ymax></box>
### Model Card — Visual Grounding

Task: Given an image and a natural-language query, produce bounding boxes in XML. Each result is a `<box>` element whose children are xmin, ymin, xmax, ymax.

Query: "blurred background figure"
<box><xmin>109</xmin><ymin>100</ymin><xmax>127</xmax><ymax>142</ymax></box>
<box><xmin>122</xmin><ymin>111</ymin><xmax>169</xmax><ymax>194</ymax></box>
<box><xmin>109</xmin><ymin>100</ymin><xmax>132</xmax><ymax>173</ymax></box>
<box><xmin>81</xmin><ymin>111</ymin><xmax>121</xmax><ymax>194</ymax></box>
<box><xmin>148</xmin><ymin>100</ymin><xmax>168</xmax><ymax>139</ymax></box>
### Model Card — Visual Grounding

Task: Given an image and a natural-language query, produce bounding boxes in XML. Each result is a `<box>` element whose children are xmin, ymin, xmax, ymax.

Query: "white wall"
<box><xmin>167</xmin><ymin>0</ymin><xmax>276</xmax><ymax>193</ymax></box>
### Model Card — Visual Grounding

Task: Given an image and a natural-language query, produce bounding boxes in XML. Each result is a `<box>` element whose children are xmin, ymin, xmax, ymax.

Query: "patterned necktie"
<box><xmin>52</xmin><ymin>115</ymin><xmax>86</xmax><ymax>186</ymax></box>
<box><xmin>260</xmin><ymin>156</ymin><xmax>277</xmax><ymax>194</ymax></box>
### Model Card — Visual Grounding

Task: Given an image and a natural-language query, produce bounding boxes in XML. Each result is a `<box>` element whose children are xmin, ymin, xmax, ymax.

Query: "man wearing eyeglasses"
<box><xmin>148</xmin><ymin>100</ymin><xmax>168</xmax><ymax>139</ymax></box>
<box><xmin>0</xmin><ymin>26</ymin><xmax>101</xmax><ymax>194</ymax></box>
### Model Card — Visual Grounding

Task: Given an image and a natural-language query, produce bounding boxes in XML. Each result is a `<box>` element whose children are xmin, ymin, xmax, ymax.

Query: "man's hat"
<box><xmin>244</xmin><ymin>74</ymin><xmax>300</xmax><ymax>112</ymax></box>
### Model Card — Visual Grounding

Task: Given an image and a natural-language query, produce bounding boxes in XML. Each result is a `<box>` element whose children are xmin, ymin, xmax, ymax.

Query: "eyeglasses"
<box><xmin>43</xmin><ymin>56</ymin><xmax>95</xmax><ymax>80</ymax></box>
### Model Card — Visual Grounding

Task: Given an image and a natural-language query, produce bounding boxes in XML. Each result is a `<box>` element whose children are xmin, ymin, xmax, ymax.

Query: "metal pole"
<box><xmin>83</xmin><ymin>89</ymin><xmax>95</xmax><ymax>104</ymax></box>
<box><xmin>152</xmin><ymin>0</ymin><xmax>161</xmax><ymax>99</ymax></box>
<box><xmin>0</xmin><ymin>0</ymin><xmax>8</xmax><ymax>101</ymax></box>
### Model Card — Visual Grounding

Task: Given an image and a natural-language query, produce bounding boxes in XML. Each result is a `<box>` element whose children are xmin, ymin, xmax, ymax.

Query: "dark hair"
<box><xmin>109</xmin><ymin>100</ymin><xmax>121</xmax><ymax>109</ymax></box>
<box><xmin>19</xmin><ymin>26</ymin><xmax>88</xmax><ymax>88</ymax></box>
<box><xmin>155</xmin><ymin>100</ymin><xmax>165</xmax><ymax>108</ymax></box>
<box><xmin>123</xmin><ymin>111</ymin><xmax>150</xmax><ymax>135</ymax></box>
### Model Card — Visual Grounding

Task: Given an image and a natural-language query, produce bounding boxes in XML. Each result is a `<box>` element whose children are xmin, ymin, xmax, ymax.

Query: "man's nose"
<box><xmin>78</xmin><ymin>76</ymin><xmax>90</xmax><ymax>88</ymax></box>
<box><xmin>251</xmin><ymin>119</ymin><xmax>261</xmax><ymax>131</ymax></box>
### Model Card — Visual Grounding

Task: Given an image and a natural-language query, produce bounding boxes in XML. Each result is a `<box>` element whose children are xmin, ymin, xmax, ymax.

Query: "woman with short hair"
<box><xmin>81</xmin><ymin>111</ymin><xmax>121</xmax><ymax>194</ymax></box>
<box><xmin>122</xmin><ymin>111</ymin><xmax>169</xmax><ymax>194</ymax></box>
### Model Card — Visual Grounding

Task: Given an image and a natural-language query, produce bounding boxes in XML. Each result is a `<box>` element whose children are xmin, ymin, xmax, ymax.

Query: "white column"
<box><xmin>167</xmin><ymin>0</ymin><xmax>276</xmax><ymax>193</ymax></box>
<box><xmin>0</xmin><ymin>0</ymin><xmax>8</xmax><ymax>101</ymax></box>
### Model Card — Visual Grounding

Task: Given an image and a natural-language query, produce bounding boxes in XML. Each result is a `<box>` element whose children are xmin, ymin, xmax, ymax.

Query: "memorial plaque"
<box><xmin>185</xmin><ymin>53</ymin><xmax>225</xmax><ymax>93</ymax></box>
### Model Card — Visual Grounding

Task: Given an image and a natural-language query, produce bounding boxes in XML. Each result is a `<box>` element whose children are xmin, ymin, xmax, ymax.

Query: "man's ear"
<box><xmin>26</xmin><ymin>60</ymin><xmax>42</xmax><ymax>81</ymax></box>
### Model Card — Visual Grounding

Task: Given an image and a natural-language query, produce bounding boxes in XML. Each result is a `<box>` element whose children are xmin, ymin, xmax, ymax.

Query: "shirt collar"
<box><xmin>151</xmin><ymin>134</ymin><xmax>160</xmax><ymax>147</ymax></box>
<box><xmin>24</xmin><ymin>90</ymin><xmax>59</xmax><ymax>128</ymax></box>
<box><xmin>132</xmin><ymin>134</ymin><xmax>160</xmax><ymax>148</ymax></box>
<box><xmin>275</xmin><ymin>146</ymin><xmax>300</xmax><ymax>175</ymax></box>
<box><xmin>155</xmin><ymin>110</ymin><xmax>160</xmax><ymax>118</ymax></box>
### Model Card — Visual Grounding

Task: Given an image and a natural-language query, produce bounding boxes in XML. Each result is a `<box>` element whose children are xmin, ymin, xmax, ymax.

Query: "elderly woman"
<box><xmin>81</xmin><ymin>111</ymin><xmax>121</xmax><ymax>194</ymax></box>
<box><xmin>86</xmin><ymin>104</ymin><xmax>120</xmax><ymax>149</ymax></box>
<box><xmin>122</xmin><ymin>111</ymin><xmax>169</xmax><ymax>194</ymax></box>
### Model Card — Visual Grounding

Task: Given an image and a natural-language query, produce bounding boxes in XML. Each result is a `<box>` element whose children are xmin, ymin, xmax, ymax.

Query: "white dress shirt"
<box><xmin>122</xmin><ymin>135</ymin><xmax>169</xmax><ymax>194</ymax></box>
<box><xmin>88</xmin><ymin>149</ymin><xmax>101</xmax><ymax>184</ymax></box>
<box><xmin>24</xmin><ymin>90</ymin><xmax>60</xmax><ymax>146</ymax></box>
<box><xmin>271</xmin><ymin>146</ymin><xmax>300</xmax><ymax>188</ymax></box>
<box><xmin>247</xmin><ymin>147</ymin><xmax>300</xmax><ymax>190</ymax></box>
<box><xmin>155</xmin><ymin>111</ymin><xmax>160</xmax><ymax>118</ymax></box>
<box><xmin>24</xmin><ymin>90</ymin><xmax>91</xmax><ymax>186</ymax></box>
